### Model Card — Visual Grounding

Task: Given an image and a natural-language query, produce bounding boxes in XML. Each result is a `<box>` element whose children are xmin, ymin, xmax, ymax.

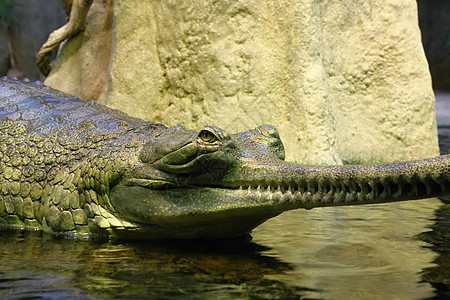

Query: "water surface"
<box><xmin>1</xmin><ymin>198</ymin><xmax>448</xmax><ymax>299</ymax></box>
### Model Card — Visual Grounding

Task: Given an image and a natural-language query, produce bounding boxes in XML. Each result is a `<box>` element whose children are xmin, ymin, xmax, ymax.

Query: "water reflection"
<box><xmin>252</xmin><ymin>199</ymin><xmax>441</xmax><ymax>299</ymax></box>
<box><xmin>421</xmin><ymin>204</ymin><xmax>450</xmax><ymax>298</ymax></box>
<box><xmin>1</xmin><ymin>198</ymin><xmax>446</xmax><ymax>299</ymax></box>
<box><xmin>0</xmin><ymin>230</ymin><xmax>314</xmax><ymax>299</ymax></box>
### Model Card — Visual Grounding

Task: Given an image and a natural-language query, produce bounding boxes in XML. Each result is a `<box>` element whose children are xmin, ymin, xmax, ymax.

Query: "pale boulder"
<box><xmin>46</xmin><ymin>0</ymin><xmax>438</xmax><ymax>164</ymax></box>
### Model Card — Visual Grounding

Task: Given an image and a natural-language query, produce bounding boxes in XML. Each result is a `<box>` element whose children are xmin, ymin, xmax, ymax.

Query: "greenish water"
<box><xmin>1</xmin><ymin>198</ymin><xmax>448</xmax><ymax>299</ymax></box>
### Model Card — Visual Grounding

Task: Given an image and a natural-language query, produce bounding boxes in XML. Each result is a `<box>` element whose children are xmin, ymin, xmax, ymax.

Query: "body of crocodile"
<box><xmin>0</xmin><ymin>78</ymin><xmax>449</xmax><ymax>239</ymax></box>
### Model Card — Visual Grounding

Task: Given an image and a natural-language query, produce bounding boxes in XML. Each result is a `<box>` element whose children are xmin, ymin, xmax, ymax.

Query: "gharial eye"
<box><xmin>199</xmin><ymin>130</ymin><xmax>217</xmax><ymax>143</ymax></box>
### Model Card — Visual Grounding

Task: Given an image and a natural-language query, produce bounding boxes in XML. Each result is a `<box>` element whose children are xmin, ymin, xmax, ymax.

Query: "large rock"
<box><xmin>45</xmin><ymin>0</ymin><xmax>439</xmax><ymax>164</ymax></box>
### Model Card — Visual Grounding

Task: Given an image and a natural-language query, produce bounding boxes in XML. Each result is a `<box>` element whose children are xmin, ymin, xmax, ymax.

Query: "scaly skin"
<box><xmin>0</xmin><ymin>78</ymin><xmax>449</xmax><ymax>239</ymax></box>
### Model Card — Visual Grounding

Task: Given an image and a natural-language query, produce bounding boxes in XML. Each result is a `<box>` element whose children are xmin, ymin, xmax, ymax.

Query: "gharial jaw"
<box><xmin>110</xmin><ymin>185</ymin><xmax>283</xmax><ymax>239</ymax></box>
<box><xmin>108</xmin><ymin>154</ymin><xmax>450</xmax><ymax>239</ymax></box>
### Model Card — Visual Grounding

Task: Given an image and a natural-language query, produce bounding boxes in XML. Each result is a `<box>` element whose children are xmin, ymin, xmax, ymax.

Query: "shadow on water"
<box><xmin>420</xmin><ymin>203</ymin><xmax>450</xmax><ymax>299</ymax></box>
<box><xmin>419</xmin><ymin>126</ymin><xmax>450</xmax><ymax>299</ymax></box>
<box><xmin>0</xmin><ymin>230</ymin><xmax>318</xmax><ymax>299</ymax></box>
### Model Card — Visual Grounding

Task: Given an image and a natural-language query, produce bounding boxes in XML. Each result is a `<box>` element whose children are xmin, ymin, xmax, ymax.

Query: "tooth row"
<box><xmin>237</xmin><ymin>175</ymin><xmax>450</xmax><ymax>205</ymax></box>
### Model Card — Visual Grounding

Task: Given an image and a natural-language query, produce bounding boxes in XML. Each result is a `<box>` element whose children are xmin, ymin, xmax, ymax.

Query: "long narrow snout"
<box><xmin>111</xmin><ymin>152</ymin><xmax>450</xmax><ymax>239</ymax></box>
<box><xmin>221</xmin><ymin>154</ymin><xmax>450</xmax><ymax>209</ymax></box>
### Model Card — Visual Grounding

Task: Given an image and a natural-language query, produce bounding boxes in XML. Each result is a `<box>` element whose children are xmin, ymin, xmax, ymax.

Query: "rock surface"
<box><xmin>45</xmin><ymin>0</ymin><xmax>439</xmax><ymax>164</ymax></box>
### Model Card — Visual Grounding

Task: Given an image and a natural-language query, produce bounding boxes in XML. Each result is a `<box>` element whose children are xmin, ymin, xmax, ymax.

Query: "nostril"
<box><xmin>275</xmin><ymin>145</ymin><xmax>286</xmax><ymax>160</ymax></box>
<box><xmin>257</xmin><ymin>125</ymin><xmax>281</xmax><ymax>139</ymax></box>
<box><xmin>253</xmin><ymin>125</ymin><xmax>285</xmax><ymax>161</ymax></box>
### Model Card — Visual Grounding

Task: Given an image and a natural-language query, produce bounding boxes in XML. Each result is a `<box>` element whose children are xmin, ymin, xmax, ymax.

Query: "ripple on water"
<box><xmin>0</xmin><ymin>271</ymin><xmax>96</xmax><ymax>300</ymax></box>
<box><xmin>252</xmin><ymin>198</ymin><xmax>442</xmax><ymax>299</ymax></box>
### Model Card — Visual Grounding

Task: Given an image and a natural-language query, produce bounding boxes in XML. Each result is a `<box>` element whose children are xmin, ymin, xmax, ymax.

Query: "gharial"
<box><xmin>0</xmin><ymin>77</ymin><xmax>449</xmax><ymax>239</ymax></box>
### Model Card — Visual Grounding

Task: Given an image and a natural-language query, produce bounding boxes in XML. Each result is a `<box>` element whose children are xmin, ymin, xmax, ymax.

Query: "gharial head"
<box><xmin>110</xmin><ymin>124</ymin><xmax>290</xmax><ymax>239</ymax></box>
<box><xmin>110</xmin><ymin>124</ymin><xmax>450</xmax><ymax>239</ymax></box>
<box><xmin>137</xmin><ymin>124</ymin><xmax>286</xmax><ymax>183</ymax></box>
